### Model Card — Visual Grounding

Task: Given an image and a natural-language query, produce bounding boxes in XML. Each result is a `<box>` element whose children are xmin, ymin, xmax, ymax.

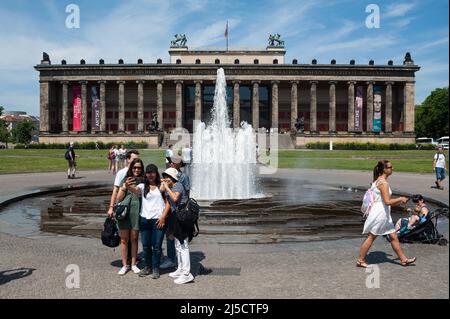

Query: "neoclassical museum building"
<box><xmin>35</xmin><ymin>36</ymin><xmax>420</xmax><ymax>147</ymax></box>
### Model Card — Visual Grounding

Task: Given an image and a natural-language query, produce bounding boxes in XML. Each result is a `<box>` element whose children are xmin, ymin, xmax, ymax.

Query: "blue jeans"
<box><xmin>436</xmin><ymin>167</ymin><xmax>446</xmax><ymax>181</ymax></box>
<box><xmin>139</xmin><ymin>217</ymin><xmax>166</xmax><ymax>270</ymax></box>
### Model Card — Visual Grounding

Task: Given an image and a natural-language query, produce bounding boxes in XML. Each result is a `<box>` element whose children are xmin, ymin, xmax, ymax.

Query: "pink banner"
<box><xmin>73</xmin><ymin>86</ymin><xmax>82</xmax><ymax>131</ymax></box>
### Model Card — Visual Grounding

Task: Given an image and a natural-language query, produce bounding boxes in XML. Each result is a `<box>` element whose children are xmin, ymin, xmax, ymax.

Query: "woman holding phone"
<box><xmin>114</xmin><ymin>158</ymin><xmax>145</xmax><ymax>276</ymax></box>
<box><xmin>126</xmin><ymin>164</ymin><xmax>171</xmax><ymax>279</ymax></box>
<box><xmin>357</xmin><ymin>160</ymin><xmax>416</xmax><ymax>268</ymax></box>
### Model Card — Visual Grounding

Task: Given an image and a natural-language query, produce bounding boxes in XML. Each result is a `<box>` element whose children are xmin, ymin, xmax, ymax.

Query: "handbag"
<box><xmin>114</xmin><ymin>193</ymin><xmax>132</xmax><ymax>221</ymax></box>
<box><xmin>101</xmin><ymin>217</ymin><xmax>120</xmax><ymax>248</ymax></box>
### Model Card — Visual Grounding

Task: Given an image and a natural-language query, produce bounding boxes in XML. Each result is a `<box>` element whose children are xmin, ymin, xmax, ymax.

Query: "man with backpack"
<box><xmin>65</xmin><ymin>142</ymin><xmax>77</xmax><ymax>179</ymax></box>
<box><xmin>433</xmin><ymin>146</ymin><xmax>447</xmax><ymax>190</ymax></box>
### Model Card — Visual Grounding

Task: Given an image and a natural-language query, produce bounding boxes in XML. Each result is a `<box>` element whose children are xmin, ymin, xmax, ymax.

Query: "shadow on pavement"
<box><xmin>0</xmin><ymin>268</ymin><xmax>36</xmax><ymax>285</ymax></box>
<box><xmin>366</xmin><ymin>251</ymin><xmax>407</xmax><ymax>266</ymax></box>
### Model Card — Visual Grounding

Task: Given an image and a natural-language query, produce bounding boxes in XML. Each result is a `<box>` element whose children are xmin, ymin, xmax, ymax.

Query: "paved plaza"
<box><xmin>0</xmin><ymin>168</ymin><xmax>448</xmax><ymax>299</ymax></box>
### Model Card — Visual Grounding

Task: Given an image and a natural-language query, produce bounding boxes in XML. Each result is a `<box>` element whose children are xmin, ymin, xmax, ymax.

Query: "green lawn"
<box><xmin>0</xmin><ymin>149</ymin><xmax>447</xmax><ymax>174</ymax></box>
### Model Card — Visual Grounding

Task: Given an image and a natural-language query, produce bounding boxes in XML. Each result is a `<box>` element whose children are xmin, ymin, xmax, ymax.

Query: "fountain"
<box><xmin>190</xmin><ymin>68</ymin><xmax>261</xmax><ymax>200</ymax></box>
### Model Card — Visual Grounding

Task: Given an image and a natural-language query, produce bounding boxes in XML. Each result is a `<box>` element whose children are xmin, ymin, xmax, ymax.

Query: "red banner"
<box><xmin>73</xmin><ymin>86</ymin><xmax>82</xmax><ymax>131</ymax></box>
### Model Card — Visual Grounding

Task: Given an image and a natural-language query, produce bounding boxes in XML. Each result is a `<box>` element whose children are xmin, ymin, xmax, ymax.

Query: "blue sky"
<box><xmin>0</xmin><ymin>0</ymin><xmax>448</xmax><ymax>116</ymax></box>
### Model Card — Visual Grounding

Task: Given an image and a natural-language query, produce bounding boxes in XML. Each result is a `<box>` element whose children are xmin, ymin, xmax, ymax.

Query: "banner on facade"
<box><xmin>91</xmin><ymin>86</ymin><xmax>100</xmax><ymax>131</ymax></box>
<box><xmin>72</xmin><ymin>85</ymin><xmax>82</xmax><ymax>131</ymax></box>
<box><xmin>373</xmin><ymin>86</ymin><xmax>382</xmax><ymax>132</ymax></box>
<box><xmin>354</xmin><ymin>86</ymin><xmax>363</xmax><ymax>132</ymax></box>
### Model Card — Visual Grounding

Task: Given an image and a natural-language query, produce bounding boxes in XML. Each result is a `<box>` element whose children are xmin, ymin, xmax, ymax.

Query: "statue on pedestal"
<box><xmin>148</xmin><ymin>112</ymin><xmax>159</xmax><ymax>132</ymax></box>
<box><xmin>295</xmin><ymin>117</ymin><xmax>304</xmax><ymax>133</ymax></box>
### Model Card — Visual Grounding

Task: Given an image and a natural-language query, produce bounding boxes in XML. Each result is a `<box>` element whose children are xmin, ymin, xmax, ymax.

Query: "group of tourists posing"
<box><xmin>106</xmin><ymin>150</ymin><xmax>195</xmax><ymax>284</ymax></box>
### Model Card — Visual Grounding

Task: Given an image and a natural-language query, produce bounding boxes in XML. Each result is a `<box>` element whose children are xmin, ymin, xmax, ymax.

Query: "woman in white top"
<box><xmin>126</xmin><ymin>164</ymin><xmax>171</xmax><ymax>279</ymax></box>
<box><xmin>357</xmin><ymin>160</ymin><xmax>416</xmax><ymax>268</ymax></box>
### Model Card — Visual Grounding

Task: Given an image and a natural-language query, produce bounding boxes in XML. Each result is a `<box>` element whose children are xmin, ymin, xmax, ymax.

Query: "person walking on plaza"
<box><xmin>433</xmin><ymin>146</ymin><xmax>447</xmax><ymax>190</ymax></box>
<box><xmin>161</xmin><ymin>167</ymin><xmax>195</xmax><ymax>284</ymax></box>
<box><xmin>357</xmin><ymin>160</ymin><xmax>416</xmax><ymax>268</ymax></box>
<box><xmin>165</xmin><ymin>144</ymin><xmax>174</xmax><ymax>168</ymax></box>
<box><xmin>119</xmin><ymin>145</ymin><xmax>127</xmax><ymax>170</ymax></box>
<box><xmin>66</xmin><ymin>141</ymin><xmax>77</xmax><ymax>179</ymax></box>
<box><xmin>108</xmin><ymin>145</ymin><xmax>117</xmax><ymax>175</ymax></box>
<box><xmin>113</xmin><ymin>158</ymin><xmax>145</xmax><ymax>275</ymax></box>
<box><xmin>126</xmin><ymin>164</ymin><xmax>171</xmax><ymax>279</ymax></box>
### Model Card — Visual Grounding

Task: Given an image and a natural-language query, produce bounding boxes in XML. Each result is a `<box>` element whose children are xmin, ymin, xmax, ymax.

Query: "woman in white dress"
<box><xmin>357</xmin><ymin>160</ymin><xmax>416</xmax><ymax>268</ymax></box>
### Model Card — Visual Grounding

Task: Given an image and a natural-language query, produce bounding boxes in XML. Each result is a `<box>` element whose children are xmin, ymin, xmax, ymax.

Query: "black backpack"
<box><xmin>101</xmin><ymin>217</ymin><xmax>120</xmax><ymax>248</ymax></box>
<box><xmin>64</xmin><ymin>150</ymin><xmax>71</xmax><ymax>160</ymax></box>
<box><xmin>176</xmin><ymin>198</ymin><xmax>200</xmax><ymax>237</ymax></box>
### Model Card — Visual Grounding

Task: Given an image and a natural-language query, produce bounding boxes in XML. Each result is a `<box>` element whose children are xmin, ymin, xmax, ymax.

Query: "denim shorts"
<box><xmin>436</xmin><ymin>167</ymin><xmax>446</xmax><ymax>181</ymax></box>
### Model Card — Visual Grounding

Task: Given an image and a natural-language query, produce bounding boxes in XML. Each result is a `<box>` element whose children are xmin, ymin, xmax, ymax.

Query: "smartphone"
<box><xmin>134</xmin><ymin>177</ymin><xmax>145</xmax><ymax>184</ymax></box>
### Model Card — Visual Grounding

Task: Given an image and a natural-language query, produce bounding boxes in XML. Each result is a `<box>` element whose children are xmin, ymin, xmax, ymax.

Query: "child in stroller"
<box><xmin>391</xmin><ymin>194</ymin><xmax>448</xmax><ymax>245</ymax></box>
<box><xmin>395</xmin><ymin>194</ymin><xmax>429</xmax><ymax>232</ymax></box>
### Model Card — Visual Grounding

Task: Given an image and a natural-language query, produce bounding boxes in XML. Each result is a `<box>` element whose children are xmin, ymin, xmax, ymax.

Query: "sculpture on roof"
<box><xmin>268</xmin><ymin>34</ymin><xmax>284</xmax><ymax>47</ymax></box>
<box><xmin>171</xmin><ymin>34</ymin><xmax>187</xmax><ymax>47</ymax></box>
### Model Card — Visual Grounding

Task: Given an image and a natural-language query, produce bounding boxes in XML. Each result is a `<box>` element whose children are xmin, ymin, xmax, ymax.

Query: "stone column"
<box><xmin>366</xmin><ymin>81</ymin><xmax>374</xmax><ymax>132</ymax></box>
<box><xmin>194</xmin><ymin>81</ymin><xmax>202</xmax><ymax>124</ymax></box>
<box><xmin>99</xmin><ymin>81</ymin><xmax>106</xmax><ymax>132</ymax></box>
<box><xmin>80</xmin><ymin>81</ymin><xmax>88</xmax><ymax>132</ymax></box>
<box><xmin>117</xmin><ymin>81</ymin><xmax>125</xmax><ymax>132</ymax></box>
<box><xmin>156</xmin><ymin>81</ymin><xmax>164</xmax><ymax>131</ymax></box>
<box><xmin>290</xmin><ymin>81</ymin><xmax>298</xmax><ymax>132</ymax></box>
<box><xmin>252</xmin><ymin>81</ymin><xmax>260</xmax><ymax>129</ymax></box>
<box><xmin>39</xmin><ymin>81</ymin><xmax>50</xmax><ymax>132</ymax></box>
<box><xmin>347</xmin><ymin>81</ymin><xmax>356</xmax><ymax>132</ymax></box>
<box><xmin>404</xmin><ymin>81</ymin><xmax>415</xmax><ymax>132</ymax></box>
<box><xmin>310</xmin><ymin>81</ymin><xmax>318</xmax><ymax>133</ymax></box>
<box><xmin>329</xmin><ymin>81</ymin><xmax>337</xmax><ymax>133</ymax></box>
<box><xmin>271</xmin><ymin>80</ymin><xmax>279</xmax><ymax>130</ymax></box>
<box><xmin>61</xmin><ymin>81</ymin><xmax>69</xmax><ymax>133</ymax></box>
<box><xmin>233</xmin><ymin>81</ymin><xmax>240</xmax><ymax>128</ymax></box>
<box><xmin>175</xmin><ymin>80</ymin><xmax>183</xmax><ymax>129</ymax></box>
<box><xmin>385</xmin><ymin>82</ymin><xmax>393</xmax><ymax>133</ymax></box>
<box><xmin>137</xmin><ymin>80</ymin><xmax>145</xmax><ymax>132</ymax></box>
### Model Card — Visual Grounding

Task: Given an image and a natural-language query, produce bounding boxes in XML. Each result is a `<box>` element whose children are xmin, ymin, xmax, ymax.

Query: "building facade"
<box><xmin>34</xmin><ymin>42</ymin><xmax>420</xmax><ymax>147</ymax></box>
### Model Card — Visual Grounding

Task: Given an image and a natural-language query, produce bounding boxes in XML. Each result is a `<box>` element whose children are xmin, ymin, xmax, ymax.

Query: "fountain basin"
<box><xmin>0</xmin><ymin>177</ymin><xmax>447</xmax><ymax>244</ymax></box>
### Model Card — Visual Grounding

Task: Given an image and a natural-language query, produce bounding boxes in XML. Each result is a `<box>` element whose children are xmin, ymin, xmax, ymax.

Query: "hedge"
<box><xmin>305</xmin><ymin>142</ymin><xmax>437</xmax><ymax>150</ymax></box>
<box><xmin>14</xmin><ymin>141</ymin><xmax>149</xmax><ymax>149</ymax></box>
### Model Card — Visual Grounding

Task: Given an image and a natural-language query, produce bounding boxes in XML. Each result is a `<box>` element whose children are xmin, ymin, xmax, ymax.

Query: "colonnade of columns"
<box><xmin>39</xmin><ymin>79</ymin><xmax>415</xmax><ymax>134</ymax></box>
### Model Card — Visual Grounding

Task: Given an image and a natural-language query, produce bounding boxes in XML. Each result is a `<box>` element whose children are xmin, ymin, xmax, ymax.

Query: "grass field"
<box><xmin>0</xmin><ymin>149</ymin><xmax>447</xmax><ymax>174</ymax></box>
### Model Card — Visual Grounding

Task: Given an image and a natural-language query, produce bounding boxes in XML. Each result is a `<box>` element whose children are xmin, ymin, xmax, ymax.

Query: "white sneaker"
<box><xmin>131</xmin><ymin>265</ymin><xmax>141</xmax><ymax>274</ymax></box>
<box><xmin>160</xmin><ymin>259</ymin><xmax>176</xmax><ymax>269</ymax></box>
<box><xmin>174</xmin><ymin>273</ymin><xmax>194</xmax><ymax>284</ymax></box>
<box><xmin>169</xmin><ymin>268</ymin><xmax>183</xmax><ymax>278</ymax></box>
<box><xmin>118</xmin><ymin>265</ymin><xmax>130</xmax><ymax>276</ymax></box>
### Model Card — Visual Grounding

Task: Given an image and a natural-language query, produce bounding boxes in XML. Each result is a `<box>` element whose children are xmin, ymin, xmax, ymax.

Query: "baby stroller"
<box><xmin>393</xmin><ymin>208</ymin><xmax>448</xmax><ymax>245</ymax></box>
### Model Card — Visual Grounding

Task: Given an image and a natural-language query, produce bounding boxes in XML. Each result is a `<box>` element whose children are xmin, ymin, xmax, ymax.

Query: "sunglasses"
<box><xmin>132</xmin><ymin>166</ymin><xmax>142</xmax><ymax>170</ymax></box>
<box><xmin>385</xmin><ymin>166</ymin><xmax>393</xmax><ymax>169</ymax></box>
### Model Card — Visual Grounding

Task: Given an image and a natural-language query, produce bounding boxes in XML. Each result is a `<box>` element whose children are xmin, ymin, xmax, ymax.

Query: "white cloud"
<box><xmin>385</xmin><ymin>3</ymin><xmax>416</xmax><ymax>18</ymax></box>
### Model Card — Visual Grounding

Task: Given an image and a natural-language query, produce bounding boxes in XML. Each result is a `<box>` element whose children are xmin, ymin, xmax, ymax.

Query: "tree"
<box><xmin>11</xmin><ymin>120</ymin><xmax>35</xmax><ymax>145</ymax></box>
<box><xmin>0</xmin><ymin>106</ymin><xmax>10</xmax><ymax>147</ymax></box>
<box><xmin>415</xmin><ymin>87</ymin><xmax>449</xmax><ymax>139</ymax></box>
